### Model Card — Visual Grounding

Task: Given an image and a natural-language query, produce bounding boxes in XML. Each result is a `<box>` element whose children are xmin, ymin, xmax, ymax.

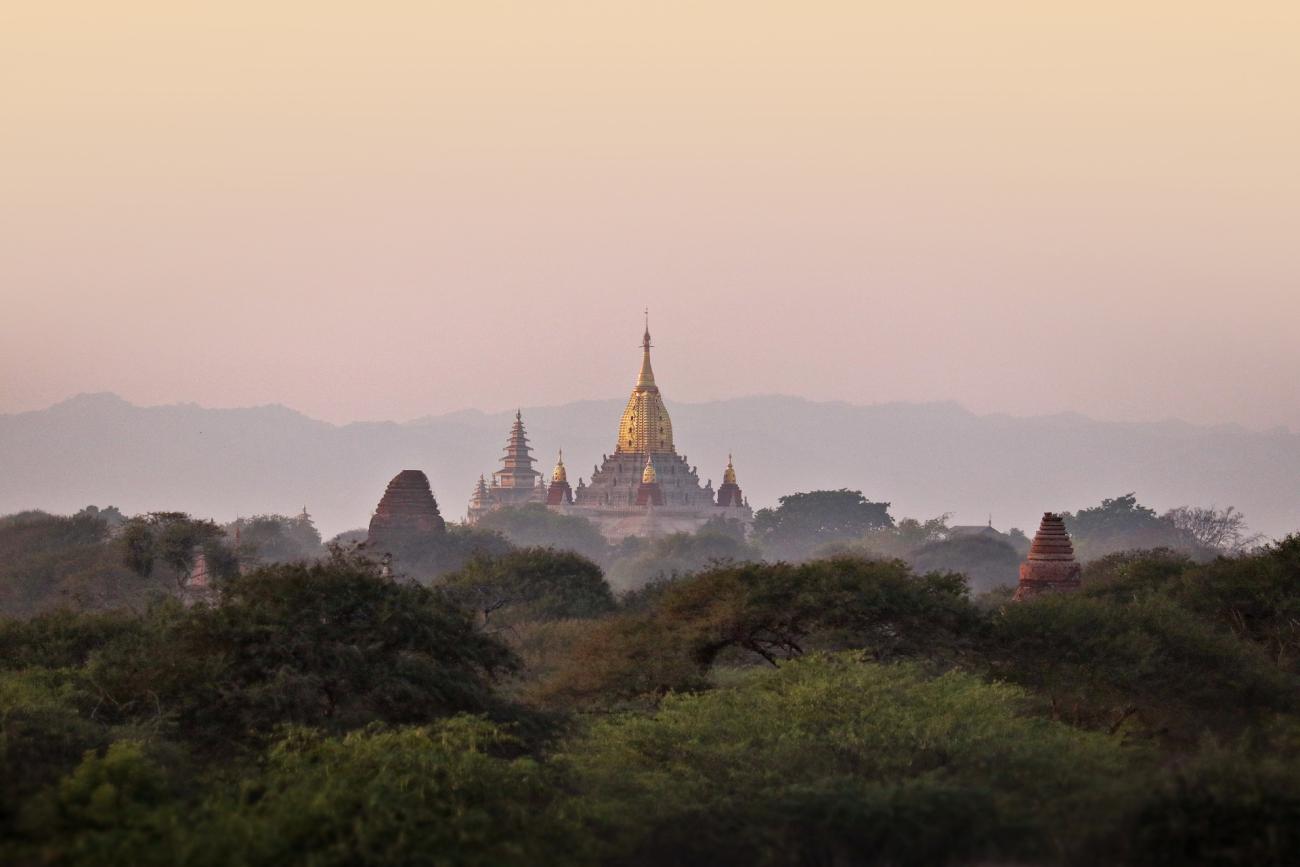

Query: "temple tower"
<box><xmin>716</xmin><ymin>454</ymin><xmax>744</xmax><ymax>507</ymax></box>
<box><xmin>495</xmin><ymin>410</ymin><xmax>540</xmax><ymax>490</ymax></box>
<box><xmin>616</xmin><ymin>321</ymin><xmax>675</xmax><ymax>455</ymax></box>
<box><xmin>467</xmin><ymin>474</ymin><xmax>491</xmax><ymax>523</ymax></box>
<box><xmin>546</xmin><ymin>450</ymin><xmax>574</xmax><ymax>505</ymax></box>
<box><xmin>367</xmin><ymin>469</ymin><xmax>446</xmax><ymax>553</ymax></box>
<box><xmin>1013</xmin><ymin>512</ymin><xmax>1082</xmax><ymax>601</ymax></box>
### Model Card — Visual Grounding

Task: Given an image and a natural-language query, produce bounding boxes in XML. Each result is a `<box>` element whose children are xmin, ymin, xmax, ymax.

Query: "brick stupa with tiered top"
<box><xmin>366</xmin><ymin>469</ymin><xmax>446</xmax><ymax>554</ymax></box>
<box><xmin>1013</xmin><ymin>512</ymin><xmax>1082</xmax><ymax>601</ymax></box>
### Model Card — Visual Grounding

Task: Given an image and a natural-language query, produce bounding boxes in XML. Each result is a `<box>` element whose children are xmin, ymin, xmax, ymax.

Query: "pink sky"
<box><xmin>2</xmin><ymin>3</ymin><xmax>1298</xmax><ymax>429</ymax></box>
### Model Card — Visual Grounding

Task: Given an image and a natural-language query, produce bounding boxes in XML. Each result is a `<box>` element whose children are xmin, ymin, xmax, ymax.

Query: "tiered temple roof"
<box><xmin>1013</xmin><ymin>512</ymin><xmax>1082</xmax><ymax>600</ymax></box>
<box><xmin>495</xmin><ymin>410</ymin><xmax>540</xmax><ymax>489</ymax></box>
<box><xmin>467</xmin><ymin>474</ymin><xmax>491</xmax><ymax>522</ymax></box>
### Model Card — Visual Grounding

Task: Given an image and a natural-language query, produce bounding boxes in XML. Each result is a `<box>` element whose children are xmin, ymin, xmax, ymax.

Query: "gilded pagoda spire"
<box><xmin>552</xmin><ymin>449</ymin><xmax>567</xmax><ymax>483</ymax></box>
<box><xmin>723</xmin><ymin>453</ymin><xmax>737</xmax><ymax>486</ymax></box>
<box><xmin>637</xmin><ymin>313</ymin><xmax>656</xmax><ymax>388</ymax></box>
<box><xmin>616</xmin><ymin>315</ymin><xmax>676</xmax><ymax>455</ymax></box>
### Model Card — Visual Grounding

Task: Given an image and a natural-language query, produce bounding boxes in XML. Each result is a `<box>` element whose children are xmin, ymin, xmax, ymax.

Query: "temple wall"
<box><xmin>577</xmin><ymin>452</ymin><xmax>716</xmax><ymax>508</ymax></box>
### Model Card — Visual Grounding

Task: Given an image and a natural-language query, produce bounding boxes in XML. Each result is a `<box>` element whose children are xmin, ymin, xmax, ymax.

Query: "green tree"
<box><xmin>14</xmin><ymin>720</ymin><xmax>583</xmax><ymax>867</ymax></box>
<box><xmin>986</xmin><ymin>592</ymin><xmax>1295</xmax><ymax>738</ymax></box>
<box><xmin>376</xmin><ymin>524</ymin><xmax>514</xmax><ymax>583</ymax></box>
<box><xmin>476</xmin><ymin>504</ymin><xmax>610</xmax><ymax>564</ymax></box>
<box><xmin>753</xmin><ymin>489</ymin><xmax>894</xmax><ymax>561</ymax></box>
<box><xmin>906</xmin><ymin>534</ymin><xmax>1022</xmax><ymax>594</ymax></box>
<box><xmin>605</xmin><ymin>529</ymin><xmax>762</xmax><ymax>593</ymax></box>
<box><xmin>83</xmin><ymin>554</ymin><xmax>519</xmax><ymax>748</ymax></box>
<box><xmin>1062</xmin><ymin>494</ymin><xmax>1193</xmax><ymax>560</ymax></box>
<box><xmin>228</xmin><ymin>512</ymin><xmax>324</xmax><ymax>564</ymax></box>
<box><xmin>441</xmin><ymin>547</ymin><xmax>616</xmax><ymax>626</ymax></box>
<box><xmin>1174</xmin><ymin>535</ymin><xmax>1300</xmax><ymax>671</ymax></box>
<box><xmin>0</xmin><ymin>510</ymin><xmax>142</xmax><ymax>616</ymax></box>
<box><xmin>119</xmin><ymin>512</ymin><xmax>233</xmax><ymax>591</ymax></box>
<box><xmin>539</xmin><ymin>557</ymin><xmax>980</xmax><ymax>707</ymax></box>
<box><xmin>0</xmin><ymin>669</ymin><xmax>107</xmax><ymax>830</ymax></box>
<box><xmin>1129</xmin><ymin>727</ymin><xmax>1300</xmax><ymax>866</ymax></box>
<box><xmin>559</xmin><ymin>654</ymin><xmax>1136</xmax><ymax>867</ymax></box>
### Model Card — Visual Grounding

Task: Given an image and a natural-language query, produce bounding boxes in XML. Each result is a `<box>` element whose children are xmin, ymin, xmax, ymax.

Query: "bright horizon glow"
<box><xmin>2</xmin><ymin>3</ymin><xmax>1298</xmax><ymax>430</ymax></box>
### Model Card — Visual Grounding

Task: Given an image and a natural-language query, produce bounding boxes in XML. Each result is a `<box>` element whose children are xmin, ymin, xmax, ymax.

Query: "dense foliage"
<box><xmin>441</xmin><ymin>547</ymin><xmax>616</xmax><ymax>625</ymax></box>
<box><xmin>2</xmin><ymin>498</ymin><xmax>1298</xmax><ymax>865</ymax></box>
<box><xmin>475</xmin><ymin>504</ymin><xmax>611</xmax><ymax>565</ymax></box>
<box><xmin>753</xmin><ymin>489</ymin><xmax>895</xmax><ymax>560</ymax></box>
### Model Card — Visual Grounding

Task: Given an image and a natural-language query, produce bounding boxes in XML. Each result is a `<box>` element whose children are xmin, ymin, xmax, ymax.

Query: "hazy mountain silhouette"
<box><xmin>2</xmin><ymin>393</ymin><xmax>1297</xmax><ymax>540</ymax></box>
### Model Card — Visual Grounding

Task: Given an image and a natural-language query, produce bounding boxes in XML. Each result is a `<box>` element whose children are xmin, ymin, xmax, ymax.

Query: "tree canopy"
<box><xmin>475</xmin><ymin>504</ymin><xmax>610</xmax><ymax>564</ymax></box>
<box><xmin>753</xmin><ymin>489</ymin><xmax>895</xmax><ymax>561</ymax></box>
<box><xmin>441</xmin><ymin>547</ymin><xmax>616</xmax><ymax>626</ymax></box>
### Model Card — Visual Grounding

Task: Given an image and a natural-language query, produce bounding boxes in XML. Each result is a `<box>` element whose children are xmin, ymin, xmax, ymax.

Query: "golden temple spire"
<box><xmin>723</xmin><ymin>453</ymin><xmax>737</xmax><ymax>486</ymax></box>
<box><xmin>552</xmin><ymin>449</ymin><xmax>567</xmax><ymax>483</ymax></box>
<box><xmin>617</xmin><ymin>315</ymin><xmax>675</xmax><ymax>454</ymax></box>
<box><xmin>636</xmin><ymin>311</ymin><xmax>655</xmax><ymax>389</ymax></box>
<box><xmin>641</xmin><ymin>453</ymin><xmax>657</xmax><ymax>484</ymax></box>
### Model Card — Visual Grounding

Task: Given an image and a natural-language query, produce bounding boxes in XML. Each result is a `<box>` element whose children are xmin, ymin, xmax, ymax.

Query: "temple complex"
<box><xmin>467</xmin><ymin>411</ymin><xmax>549</xmax><ymax>523</ymax></box>
<box><xmin>467</xmin><ymin>321</ymin><xmax>754</xmax><ymax>540</ymax></box>
<box><xmin>1012</xmin><ymin>512</ymin><xmax>1082</xmax><ymax>600</ymax></box>
<box><xmin>366</xmin><ymin>469</ymin><xmax>446</xmax><ymax>555</ymax></box>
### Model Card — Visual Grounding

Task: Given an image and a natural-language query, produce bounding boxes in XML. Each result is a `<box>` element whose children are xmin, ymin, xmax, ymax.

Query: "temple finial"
<box><xmin>641</xmin><ymin>452</ymin><xmax>657</xmax><ymax>484</ymax></box>
<box><xmin>636</xmin><ymin>315</ymin><xmax>656</xmax><ymax>388</ymax></box>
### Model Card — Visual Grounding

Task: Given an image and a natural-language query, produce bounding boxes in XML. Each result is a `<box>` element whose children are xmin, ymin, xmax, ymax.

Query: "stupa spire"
<box><xmin>617</xmin><ymin>315</ymin><xmax>676</xmax><ymax>455</ymax></box>
<box><xmin>545</xmin><ymin>449</ymin><xmax>574</xmax><ymax>505</ymax></box>
<box><xmin>637</xmin><ymin>310</ymin><xmax>656</xmax><ymax>389</ymax></box>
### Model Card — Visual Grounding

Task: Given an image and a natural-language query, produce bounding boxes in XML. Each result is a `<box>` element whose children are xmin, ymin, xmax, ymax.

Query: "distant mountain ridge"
<box><xmin>2</xmin><ymin>392</ymin><xmax>1297</xmax><ymax>540</ymax></box>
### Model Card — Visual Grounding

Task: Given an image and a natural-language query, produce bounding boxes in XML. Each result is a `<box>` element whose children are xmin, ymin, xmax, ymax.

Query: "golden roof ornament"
<box><xmin>552</xmin><ymin>449</ymin><xmax>567</xmax><ymax>483</ymax></box>
<box><xmin>723</xmin><ymin>453</ymin><xmax>737</xmax><ymax>486</ymax></box>
<box><xmin>641</xmin><ymin>453</ymin><xmax>657</xmax><ymax>484</ymax></box>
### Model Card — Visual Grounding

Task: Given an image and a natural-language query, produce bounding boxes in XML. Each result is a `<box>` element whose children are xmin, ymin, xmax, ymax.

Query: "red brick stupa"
<box><xmin>1013</xmin><ymin>512</ymin><xmax>1082</xmax><ymax>601</ymax></box>
<box><xmin>366</xmin><ymin>470</ymin><xmax>446</xmax><ymax>554</ymax></box>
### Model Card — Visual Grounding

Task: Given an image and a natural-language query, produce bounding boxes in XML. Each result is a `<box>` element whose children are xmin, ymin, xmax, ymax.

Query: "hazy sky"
<box><xmin>3</xmin><ymin>2</ymin><xmax>1297</xmax><ymax>429</ymax></box>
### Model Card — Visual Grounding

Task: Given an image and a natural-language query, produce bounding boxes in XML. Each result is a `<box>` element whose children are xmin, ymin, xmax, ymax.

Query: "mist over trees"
<box><xmin>1</xmin><ymin>486</ymin><xmax>1297</xmax><ymax>865</ymax></box>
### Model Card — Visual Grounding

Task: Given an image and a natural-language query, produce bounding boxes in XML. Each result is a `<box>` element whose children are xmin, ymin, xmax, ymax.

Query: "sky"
<box><xmin>2</xmin><ymin>2</ymin><xmax>1298</xmax><ymax>430</ymax></box>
